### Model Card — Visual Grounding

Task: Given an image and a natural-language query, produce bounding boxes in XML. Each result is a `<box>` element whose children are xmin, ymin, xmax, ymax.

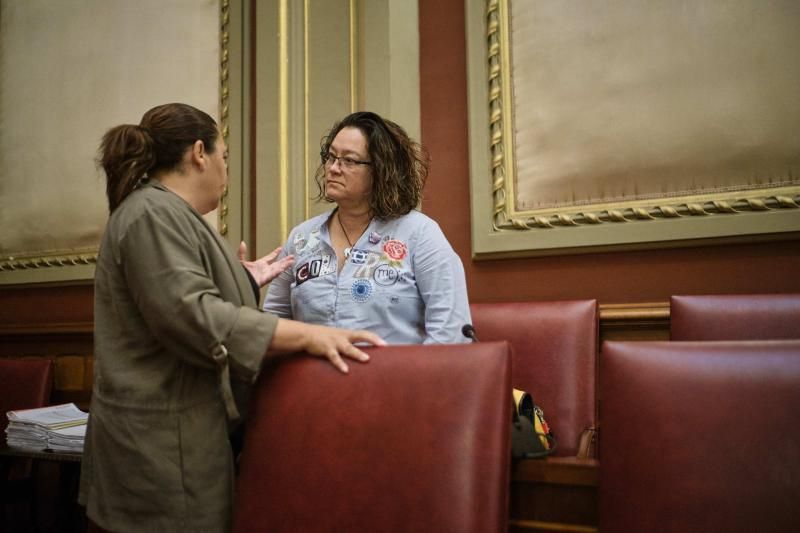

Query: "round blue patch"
<box><xmin>351</xmin><ymin>279</ymin><xmax>373</xmax><ymax>302</ymax></box>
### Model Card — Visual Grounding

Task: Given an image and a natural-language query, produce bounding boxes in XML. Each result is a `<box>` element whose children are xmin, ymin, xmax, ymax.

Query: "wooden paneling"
<box><xmin>510</xmin><ymin>457</ymin><xmax>599</xmax><ymax>532</ymax></box>
<box><xmin>0</xmin><ymin>283</ymin><xmax>93</xmax><ymax>409</ymax></box>
<box><xmin>0</xmin><ymin>283</ymin><xmax>92</xmax><ymax>331</ymax></box>
<box><xmin>0</xmin><ymin>279</ymin><xmax>669</xmax><ymax>413</ymax></box>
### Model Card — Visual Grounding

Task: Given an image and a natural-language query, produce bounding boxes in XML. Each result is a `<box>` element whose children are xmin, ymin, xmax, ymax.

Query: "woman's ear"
<box><xmin>191</xmin><ymin>139</ymin><xmax>207</xmax><ymax>169</ymax></box>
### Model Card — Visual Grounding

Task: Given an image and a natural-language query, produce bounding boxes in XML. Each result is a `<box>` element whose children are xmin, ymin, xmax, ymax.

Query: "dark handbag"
<box><xmin>510</xmin><ymin>388</ymin><xmax>557</xmax><ymax>460</ymax></box>
<box><xmin>459</xmin><ymin>327</ymin><xmax>557</xmax><ymax>460</ymax></box>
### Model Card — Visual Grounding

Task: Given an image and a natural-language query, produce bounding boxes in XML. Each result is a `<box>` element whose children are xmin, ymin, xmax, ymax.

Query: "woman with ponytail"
<box><xmin>79</xmin><ymin>103</ymin><xmax>384</xmax><ymax>532</ymax></box>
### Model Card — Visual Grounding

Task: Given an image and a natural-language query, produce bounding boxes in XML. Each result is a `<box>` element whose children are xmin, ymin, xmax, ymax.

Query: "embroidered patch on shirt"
<box><xmin>351</xmin><ymin>279</ymin><xmax>373</xmax><ymax>302</ymax></box>
<box><xmin>383</xmin><ymin>239</ymin><xmax>408</xmax><ymax>261</ymax></box>
<box><xmin>352</xmin><ymin>251</ymin><xmax>383</xmax><ymax>279</ymax></box>
<box><xmin>305</xmin><ymin>228</ymin><xmax>321</xmax><ymax>252</ymax></box>
<box><xmin>368</xmin><ymin>231</ymin><xmax>382</xmax><ymax>244</ymax></box>
<box><xmin>349</xmin><ymin>248</ymin><xmax>370</xmax><ymax>264</ymax></box>
<box><xmin>320</xmin><ymin>254</ymin><xmax>336</xmax><ymax>275</ymax></box>
<box><xmin>295</xmin><ymin>254</ymin><xmax>333</xmax><ymax>286</ymax></box>
<box><xmin>373</xmin><ymin>264</ymin><xmax>400</xmax><ymax>286</ymax></box>
<box><xmin>293</xmin><ymin>232</ymin><xmax>307</xmax><ymax>252</ymax></box>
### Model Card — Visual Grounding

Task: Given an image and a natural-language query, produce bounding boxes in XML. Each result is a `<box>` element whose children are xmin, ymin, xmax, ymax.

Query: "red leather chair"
<box><xmin>470</xmin><ymin>300</ymin><xmax>598</xmax><ymax>456</ymax></box>
<box><xmin>0</xmin><ymin>357</ymin><xmax>54</xmax><ymax>444</ymax></box>
<box><xmin>233</xmin><ymin>343</ymin><xmax>512</xmax><ymax>533</ymax></box>
<box><xmin>1</xmin><ymin>357</ymin><xmax>54</xmax><ymax>530</ymax></box>
<box><xmin>671</xmin><ymin>293</ymin><xmax>800</xmax><ymax>340</ymax></box>
<box><xmin>600</xmin><ymin>340</ymin><xmax>800</xmax><ymax>533</ymax></box>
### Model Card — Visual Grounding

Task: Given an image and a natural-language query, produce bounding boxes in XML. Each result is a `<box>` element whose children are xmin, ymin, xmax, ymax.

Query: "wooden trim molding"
<box><xmin>0</xmin><ymin>322</ymin><xmax>93</xmax><ymax>336</ymax></box>
<box><xmin>0</xmin><ymin>301</ymin><xmax>673</xmax><ymax>341</ymax></box>
<box><xmin>599</xmin><ymin>301</ymin><xmax>671</xmax><ymax>342</ymax></box>
<box><xmin>599</xmin><ymin>301</ymin><xmax>670</xmax><ymax>324</ymax></box>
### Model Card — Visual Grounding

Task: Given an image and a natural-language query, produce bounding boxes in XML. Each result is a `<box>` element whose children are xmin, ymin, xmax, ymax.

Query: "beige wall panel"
<box><xmin>0</xmin><ymin>0</ymin><xmax>220</xmax><ymax>283</ymax></box>
<box><xmin>361</xmin><ymin>0</ymin><xmax>420</xmax><ymax>143</ymax></box>
<box><xmin>253</xmin><ymin>0</ymin><xmax>420</xmax><ymax>256</ymax></box>
<box><xmin>511</xmin><ymin>0</ymin><xmax>800</xmax><ymax>211</ymax></box>
<box><xmin>306</xmin><ymin>0</ymin><xmax>354</xmax><ymax>220</ymax></box>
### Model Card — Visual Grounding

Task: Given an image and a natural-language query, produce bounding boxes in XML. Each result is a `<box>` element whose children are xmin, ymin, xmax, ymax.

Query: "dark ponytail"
<box><xmin>100</xmin><ymin>125</ymin><xmax>155</xmax><ymax>213</ymax></box>
<box><xmin>99</xmin><ymin>103</ymin><xmax>219</xmax><ymax>213</ymax></box>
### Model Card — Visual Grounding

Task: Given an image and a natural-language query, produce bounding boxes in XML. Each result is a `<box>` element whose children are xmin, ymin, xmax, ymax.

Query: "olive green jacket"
<box><xmin>79</xmin><ymin>181</ymin><xmax>278</xmax><ymax>532</ymax></box>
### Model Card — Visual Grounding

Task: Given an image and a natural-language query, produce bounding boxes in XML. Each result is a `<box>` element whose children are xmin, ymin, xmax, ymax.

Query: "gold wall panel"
<box><xmin>467</xmin><ymin>0</ymin><xmax>800</xmax><ymax>258</ymax></box>
<box><xmin>0</xmin><ymin>0</ymin><xmax>227</xmax><ymax>283</ymax></box>
<box><xmin>253</xmin><ymin>0</ymin><xmax>421</xmax><ymax>256</ymax></box>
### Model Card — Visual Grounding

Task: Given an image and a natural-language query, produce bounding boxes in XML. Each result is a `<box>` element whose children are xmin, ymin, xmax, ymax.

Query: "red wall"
<box><xmin>418</xmin><ymin>0</ymin><xmax>800</xmax><ymax>304</ymax></box>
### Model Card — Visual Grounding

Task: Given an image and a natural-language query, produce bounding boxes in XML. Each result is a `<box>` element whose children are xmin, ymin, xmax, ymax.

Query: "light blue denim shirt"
<box><xmin>263</xmin><ymin>209</ymin><xmax>472</xmax><ymax>344</ymax></box>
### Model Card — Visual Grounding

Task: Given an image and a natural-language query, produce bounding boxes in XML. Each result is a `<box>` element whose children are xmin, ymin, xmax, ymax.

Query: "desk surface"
<box><xmin>1</xmin><ymin>445</ymin><xmax>596</xmax><ymax>532</ymax></box>
<box><xmin>512</xmin><ymin>456</ymin><xmax>598</xmax><ymax>486</ymax></box>
<box><xmin>1</xmin><ymin>444</ymin><xmax>85</xmax><ymax>533</ymax></box>
<box><xmin>0</xmin><ymin>444</ymin><xmax>82</xmax><ymax>463</ymax></box>
<box><xmin>510</xmin><ymin>457</ymin><xmax>599</xmax><ymax>532</ymax></box>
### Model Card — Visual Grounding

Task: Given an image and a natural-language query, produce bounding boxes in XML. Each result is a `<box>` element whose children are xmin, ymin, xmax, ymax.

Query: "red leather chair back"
<box><xmin>470</xmin><ymin>300</ymin><xmax>598</xmax><ymax>456</ymax></box>
<box><xmin>233</xmin><ymin>342</ymin><xmax>512</xmax><ymax>533</ymax></box>
<box><xmin>0</xmin><ymin>357</ymin><xmax>54</xmax><ymax>442</ymax></box>
<box><xmin>600</xmin><ymin>340</ymin><xmax>800</xmax><ymax>533</ymax></box>
<box><xmin>671</xmin><ymin>293</ymin><xmax>800</xmax><ymax>340</ymax></box>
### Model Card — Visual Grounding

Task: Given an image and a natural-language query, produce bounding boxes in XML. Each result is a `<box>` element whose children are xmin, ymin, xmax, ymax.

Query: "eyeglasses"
<box><xmin>321</xmin><ymin>151</ymin><xmax>372</xmax><ymax>169</ymax></box>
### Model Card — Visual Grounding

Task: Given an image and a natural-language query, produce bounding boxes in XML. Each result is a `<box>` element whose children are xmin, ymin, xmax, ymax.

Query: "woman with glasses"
<box><xmin>263</xmin><ymin>111</ymin><xmax>471</xmax><ymax>344</ymax></box>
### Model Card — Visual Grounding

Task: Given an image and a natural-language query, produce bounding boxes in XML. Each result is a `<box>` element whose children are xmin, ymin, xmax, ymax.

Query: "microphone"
<box><xmin>461</xmin><ymin>324</ymin><xmax>479</xmax><ymax>342</ymax></box>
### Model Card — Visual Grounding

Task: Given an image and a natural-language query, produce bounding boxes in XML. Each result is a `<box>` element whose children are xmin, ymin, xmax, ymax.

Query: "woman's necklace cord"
<box><xmin>337</xmin><ymin>212</ymin><xmax>354</xmax><ymax>259</ymax></box>
<box><xmin>337</xmin><ymin>211</ymin><xmax>369</xmax><ymax>260</ymax></box>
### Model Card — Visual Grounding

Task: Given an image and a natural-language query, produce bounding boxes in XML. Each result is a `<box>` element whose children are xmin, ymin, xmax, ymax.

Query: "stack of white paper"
<box><xmin>5</xmin><ymin>403</ymin><xmax>88</xmax><ymax>453</ymax></box>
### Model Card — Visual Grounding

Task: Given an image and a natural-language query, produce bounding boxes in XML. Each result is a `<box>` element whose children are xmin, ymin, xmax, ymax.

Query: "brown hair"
<box><xmin>314</xmin><ymin>111</ymin><xmax>429</xmax><ymax>219</ymax></box>
<box><xmin>99</xmin><ymin>103</ymin><xmax>218</xmax><ymax>212</ymax></box>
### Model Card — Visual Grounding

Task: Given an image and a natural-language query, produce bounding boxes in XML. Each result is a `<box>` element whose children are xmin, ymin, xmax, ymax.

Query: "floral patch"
<box><xmin>382</xmin><ymin>239</ymin><xmax>408</xmax><ymax>261</ymax></box>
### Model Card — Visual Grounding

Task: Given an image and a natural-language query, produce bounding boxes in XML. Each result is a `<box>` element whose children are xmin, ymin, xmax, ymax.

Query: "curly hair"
<box><xmin>314</xmin><ymin>111</ymin><xmax>429</xmax><ymax>219</ymax></box>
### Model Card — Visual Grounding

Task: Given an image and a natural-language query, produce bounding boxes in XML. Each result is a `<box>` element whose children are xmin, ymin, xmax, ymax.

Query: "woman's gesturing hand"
<box><xmin>238</xmin><ymin>241</ymin><xmax>294</xmax><ymax>287</ymax></box>
<box><xmin>271</xmin><ymin>320</ymin><xmax>386</xmax><ymax>373</ymax></box>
